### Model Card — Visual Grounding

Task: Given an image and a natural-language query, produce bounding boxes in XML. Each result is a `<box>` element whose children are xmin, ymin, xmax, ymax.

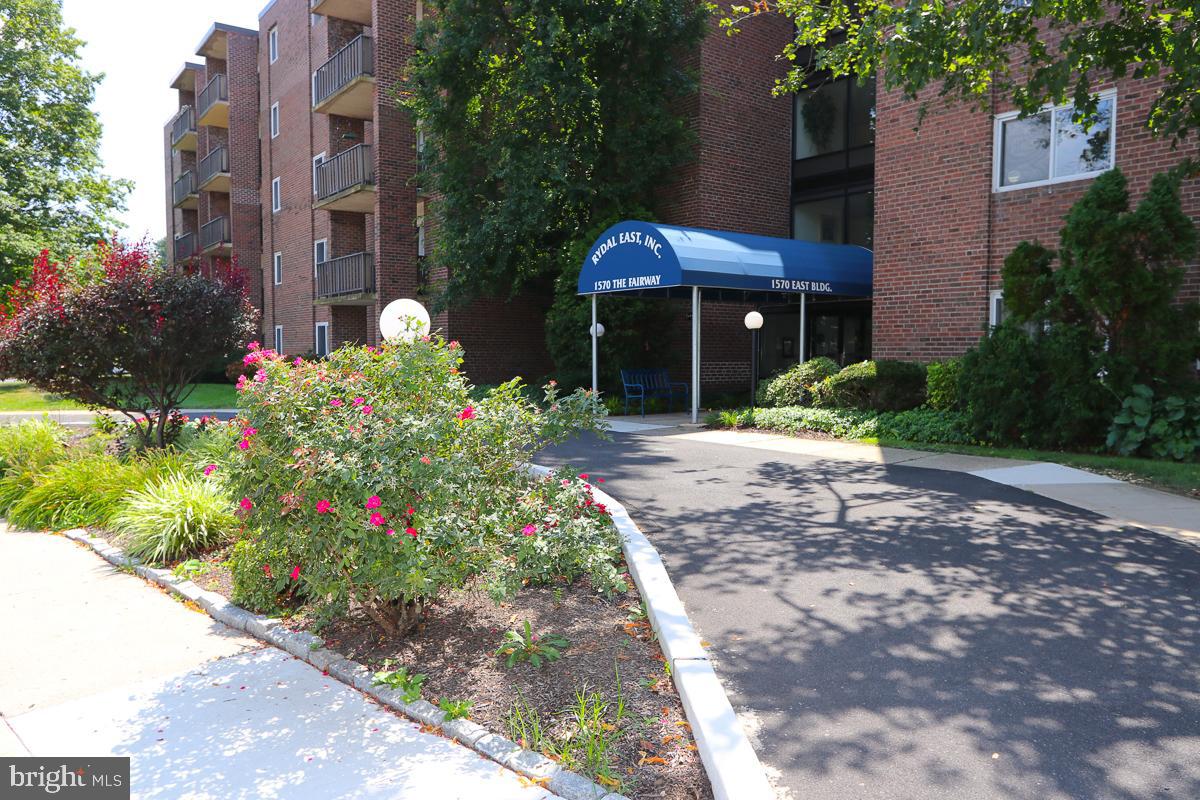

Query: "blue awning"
<box><xmin>577</xmin><ymin>221</ymin><xmax>873</xmax><ymax>298</ymax></box>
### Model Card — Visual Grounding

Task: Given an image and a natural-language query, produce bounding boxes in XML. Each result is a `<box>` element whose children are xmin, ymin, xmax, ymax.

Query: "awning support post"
<box><xmin>799</xmin><ymin>292</ymin><xmax>808</xmax><ymax>364</ymax></box>
<box><xmin>591</xmin><ymin>294</ymin><xmax>598</xmax><ymax>394</ymax></box>
<box><xmin>691</xmin><ymin>286</ymin><xmax>700</xmax><ymax>424</ymax></box>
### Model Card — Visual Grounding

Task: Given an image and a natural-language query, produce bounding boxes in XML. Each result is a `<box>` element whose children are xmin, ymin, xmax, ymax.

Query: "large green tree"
<box><xmin>404</xmin><ymin>0</ymin><xmax>708</xmax><ymax>308</ymax></box>
<box><xmin>726</xmin><ymin>0</ymin><xmax>1200</xmax><ymax>140</ymax></box>
<box><xmin>0</xmin><ymin>0</ymin><xmax>129</xmax><ymax>284</ymax></box>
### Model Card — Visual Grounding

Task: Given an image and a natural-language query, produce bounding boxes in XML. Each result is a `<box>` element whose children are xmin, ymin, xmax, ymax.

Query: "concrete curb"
<box><xmin>55</xmin><ymin>527</ymin><xmax>627</xmax><ymax>800</ymax></box>
<box><xmin>528</xmin><ymin>464</ymin><xmax>775</xmax><ymax>800</ymax></box>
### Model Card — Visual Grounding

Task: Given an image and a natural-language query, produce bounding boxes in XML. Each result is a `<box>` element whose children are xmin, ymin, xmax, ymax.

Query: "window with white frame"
<box><xmin>274</xmin><ymin>325</ymin><xmax>283</xmax><ymax>354</ymax></box>
<box><xmin>313</xmin><ymin>239</ymin><xmax>327</xmax><ymax>276</ymax></box>
<box><xmin>270</xmin><ymin>103</ymin><xmax>280</xmax><ymax>138</ymax></box>
<box><xmin>314</xmin><ymin>323</ymin><xmax>330</xmax><ymax>357</ymax></box>
<box><xmin>994</xmin><ymin>93</ymin><xmax>1115</xmax><ymax>191</ymax></box>
<box><xmin>273</xmin><ymin>252</ymin><xmax>283</xmax><ymax>285</ymax></box>
<box><xmin>268</xmin><ymin>27</ymin><xmax>279</xmax><ymax>64</ymax></box>
<box><xmin>271</xmin><ymin>177</ymin><xmax>281</xmax><ymax>213</ymax></box>
<box><xmin>989</xmin><ymin>289</ymin><xmax>1006</xmax><ymax>328</ymax></box>
<box><xmin>416</xmin><ymin>201</ymin><xmax>426</xmax><ymax>257</ymax></box>
<box><xmin>312</xmin><ymin>152</ymin><xmax>326</xmax><ymax>195</ymax></box>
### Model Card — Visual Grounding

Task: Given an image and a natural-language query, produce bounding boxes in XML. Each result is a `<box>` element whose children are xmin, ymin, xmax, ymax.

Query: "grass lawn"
<box><xmin>874</xmin><ymin>437</ymin><xmax>1200</xmax><ymax>497</ymax></box>
<box><xmin>0</xmin><ymin>381</ymin><xmax>238</xmax><ymax>412</ymax></box>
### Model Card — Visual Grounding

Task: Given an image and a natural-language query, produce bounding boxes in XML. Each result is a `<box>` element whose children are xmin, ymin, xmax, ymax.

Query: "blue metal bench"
<box><xmin>620</xmin><ymin>368</ymin><xmax>689</xmax><ymax>418</ymax></box>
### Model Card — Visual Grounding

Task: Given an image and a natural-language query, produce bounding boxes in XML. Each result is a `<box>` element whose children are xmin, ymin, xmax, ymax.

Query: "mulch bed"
<box><xmin>191</xmin><ymin>559</ymin><xmax>712</xmax><ymax>800</ymax></box>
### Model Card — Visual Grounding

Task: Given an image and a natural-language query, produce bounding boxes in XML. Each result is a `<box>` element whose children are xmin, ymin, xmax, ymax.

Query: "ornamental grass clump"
<box><xmin>227</xmin><ymin>335</ymin><xmax>610</xmax><ymax>636</ymax></box>
<box><xmin>113</xmin><ymin>474</ymin><xmax>238</xmax><ymax>563</ymax></box>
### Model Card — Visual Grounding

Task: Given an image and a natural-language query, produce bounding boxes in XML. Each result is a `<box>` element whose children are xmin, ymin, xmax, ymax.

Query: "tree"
<box><xmin>725</xmin><ymin>0</ymin><xmax>1200</xmax><ymax>141</ymax></box>
<box><xmin>0</xmin><ymin>0</ymin><xmax>130</xmax><ymax>285</ymax></box>
<box><xmin>0</xmin><ymin>240</ymin><xmax>258</xmax><ymax>448</ymax></box>
<box><xmin>404</xmin><ymin>0</ymin><xmax>708</xmax><ymax>309</ymax></box>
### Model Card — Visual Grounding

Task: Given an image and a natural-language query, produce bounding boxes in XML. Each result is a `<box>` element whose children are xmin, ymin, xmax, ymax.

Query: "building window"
<box><xmin>793</xmin><ymin>189</ymin><xmax>874</xmax><ymax>249</ymax></box>
<box><xmin>994</xmin><ymin>93</ymin><xmax>1115</xmax><ymax>191</ymax></box>
<box><xmin>271</xmin><ymin>177</ymin><xmax>281</xmax><ymax>213</ymax></box>
<box><xmin>794</xmin><ymin>77</ymin><xmax>875</xmax><ymax>161</ymax></box>
<box><xmin>312</xmin><ymin>152</ymin><xmax>326</xmax><ymax>195</ymax></box>
<box><xmin>313</xmin><ymin>239</ymin><xmax>327</xmax><ymax>276</ymax></box>
<box><xmin>314</xmin><ymin>323</ymin><xmax>330</xmax><ymax>357</ymax></box>
<box><xmin>268</xmin><ymin>27</ymin><xmax>279</xmax><ymax>64</ymax></box>
<box><xmin>416</xmin><ymin>201</ymin><xmax>426</xmax><ymax>257</ymax></box>
<box><xmin>273</xmin><ymin>252</ymin><xmax>282</xmax><ymax>285</ymax></box>
<box><xmin>989</xmin><ymin>289</ymin><xmax>1006</xmax><ymax>328</ymax></box>
<box><xmin>270</xmin><ymin>103</ymin><xmax>280</xmax><ymax>139</ymax></box>
<box><xmin>274</xmin><ymin>325</ymin><xmax>284</xmax><ymax>354</ymax></box>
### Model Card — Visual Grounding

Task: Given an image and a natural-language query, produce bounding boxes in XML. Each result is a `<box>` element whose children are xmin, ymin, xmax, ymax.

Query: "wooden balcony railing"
<box><xmin>170</xmin><ymin>106</ymin><xmax>196</xmax><ymax>146</ymax></box>
<box><xmin>173</xmin><ymin>232</ymin><xmax>197</xmax><ymax>262</ymax></box>
<box><xmin>197</xmin><ymin>74</ymin><xmax>228</xmax><ymax>120</ymax></box>
<box><xmin>316</xmin><ymin>252</ymin><xmax>375</xmax><ymax>298</ymax></box>
<box><xmin>199</xmin><ymin>216</ymin><xmax>231</xmax><ymax>251</ymax></box>
<box><xmin>312</xmin><ymin>34</ymin><xmax>374</xmax><ymax>108</ymax></box>
<box><xmin>172</xmin><ymin>171</ymin><xmax>197</xmax><ymax>206</ymax></box>
<box><xmin>198</xmin><ymin>147</ymin><xmax>229</xmax><ymax>187</ymax></box>
<box><xmin>314</xmin><ymin>144</ymin><xmax>374</xmax><ymax>202</ymax></box>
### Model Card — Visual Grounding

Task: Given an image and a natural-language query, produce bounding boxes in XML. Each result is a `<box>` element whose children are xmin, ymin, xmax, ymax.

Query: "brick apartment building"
<box><xmin>164</xmin><ymin>7</ymin><xmax>1199</xmax><ymax>390</ymax></box>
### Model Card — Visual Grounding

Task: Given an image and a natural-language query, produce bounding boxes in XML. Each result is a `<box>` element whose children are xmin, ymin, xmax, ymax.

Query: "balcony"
<box><xmin>173</xmin><ymin>171</ymin><xmax>198</xmax><ymax>209</ymax></box>
<box><xmin>197</xmin><ymin>147</ymin><xmax>230</xmax><ymax>193</ymax></box>
<box><xmin>197</xmin><ymin>74</ymin><xmax>229</xmax><ymax>128</ymax></box>
<box><xmin>315</xmin><ymin>252</ymin><xmax>376</xmax><ymax>304</ymax></box>
<box><xmin>171</xmin><ymin>106</ymin><xmax>197</xmax><ymax>151</ymax></box>
<box><xmin>199</xmin><ymin>216</ymin><xmax>232</xmax><ymax>255</ymax></box>
<box><xmin>173</xmin><ymin>232</ymin><xmax>197</xmax><ymax>264</ymax></box>
<box><xmin>314</xmin><ymin>144</ymin><xmax>375</xmax><ymax>213</ymax></box>
<box><xmin>310</xmin><ymin>0</ymin><xmax>371</xmax><ymax>25</ymax></box>
<box><xmin>312</xmin><ymin>35</ymin><xmax>374</xmax><ymax>119</ymax></box>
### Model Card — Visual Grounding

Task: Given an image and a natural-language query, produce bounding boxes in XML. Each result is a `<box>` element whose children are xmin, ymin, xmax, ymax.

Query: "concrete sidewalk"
<box><xmin>0</xmin><ymin>527</ymin><xmax>561</xmax><ymax>799</ymax></box>
<box><xmin>0</xmin><ymin>409</ymin><xmax>239</xmax><ymax>426</ymax></box>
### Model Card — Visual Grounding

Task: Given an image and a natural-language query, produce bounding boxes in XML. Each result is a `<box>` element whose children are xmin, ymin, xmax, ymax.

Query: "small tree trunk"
<box><xmin>364</xmin><ymin>596</ymin><xmax>425</xmax><ymax>637</ymax></box>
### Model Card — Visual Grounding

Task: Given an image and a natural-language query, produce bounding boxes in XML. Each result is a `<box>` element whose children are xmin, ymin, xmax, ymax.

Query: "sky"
<box><xmin>61</xmin><ymin>0</ymin><xmax>264</xmax><ymax>242</ymax></box>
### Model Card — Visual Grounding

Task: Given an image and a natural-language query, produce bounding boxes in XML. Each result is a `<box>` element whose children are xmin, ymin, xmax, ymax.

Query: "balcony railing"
<box><xmin>312</xmin><ymin>34</ymin><xmax>373</xmax><ymax>109</ymax></box>
<box><xmin>198</xmin><ymin>147</ymin><xmax>229</xmax><ymax>189</ymax></box>
<box><xmin>315</xmin><ymin>144</ymin><xmax>374</xmax><ymax>202</ymax></box>
<box><xmin>316</xmin><ymin>252</ymin><xmax>375</xmax><ymax>299</ymax></box>
<box><xmin>172</xmin><ymin>171</ymin><xmax>197</xmax><ymax>206</ymax></box>
<box><xmin>197</xmin><ymin>74</ymin><xmax>229</xmax><ymax>125</ymax></box>
<box><xmin>200</xmin><ymin>216</ymin><xmax>231</xmax><ymax>252</ymax></box>
<box><xmin>171</xmin><ymin>106</ymin><xmax>196</xmax><ymax>149</ymax></box>
<box><xmin>173</xmin><ymin>232</ymin><xmax>197</xmax><ymax>263</ymax></box>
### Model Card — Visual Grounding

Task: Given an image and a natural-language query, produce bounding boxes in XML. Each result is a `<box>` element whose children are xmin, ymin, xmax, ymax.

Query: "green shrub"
<box><xmin>760</xmin><ymin>357</ymin><xmax>839</xmax><ymax>408</ymax></box>
<box><xmin>227</xmin><ymin>536</ymin><xmax>305</xmax><ymax>613</ymax></box>
<box><xmin>1107</xmin><ymin>384</ymin><xmax>1200</xmax><ymax>461</ymax></box>
<box><xmin>925</xmin><ymin>359</ymin><xmax>963</xmax><ymax>411</ymax></box>
<box><xmin>0</xmin><ymin>418</ymin><xmax>70</xmax><ymax>512</ymax></box>
<box><xmin>811</xmin><ymin>360</ymin><xmax>927</xmax><ymax>411</ymax></box>
<box><xmin>227</xmin><ymin>337</ymin><xmax>613</xmax><ymax>636</ymax></box>
<box><xmin>7</xmin><ymin>453</ymin><xmax>141</xmax><ymax>530</ymax></box>
<box><xmin>112</xmin><ymin>474</ymin><xmax>237</xmax><ymax>563</ymax></box>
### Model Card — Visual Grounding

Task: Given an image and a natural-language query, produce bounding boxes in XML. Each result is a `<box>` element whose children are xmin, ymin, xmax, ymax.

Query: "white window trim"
<box><xmin>271</xmin><ymin>177</ymin><xmax>281</xmax><ymax>213</ymax></box>
<box><xmin>274</xmin><ymin>325</ymin><xmax>283</xmax><ymax>354</ymax></box>
<box><xmin>312</xmin><ymin>152</ymin><xmax>326</xmax><ymax>195</ymax></box>
<box><xmin>988</xmin><ymin>289</ymin><xmax>1005</xmax><ymax>328</ymax></box>
<box><xmin>313</xmin><ymin>238</ymin><xmax>327</xmax><ymax>276</ymax></box>
<box><xmin>314</xmin><ymin>322</ymin><xmax>330</xmax><ymax>357</ymax></box>
<box><xmin>268</xmin><ymin>28</ymin><xmax>279</xmax><ymax>64</ymax></box>
<box><xmin>992</xmin><ymin>90</ymin><xmax>1117</xmax><ymax>193</ymax></box>
<box><xmin>273</xmin><ymin>252</ymin><xmax>283</xmax><ymax>286</ymax></box>
<box><xmin>270</xmin><ymin>103</ymin><xmax>280</xmax><ymax>139</ymax></box>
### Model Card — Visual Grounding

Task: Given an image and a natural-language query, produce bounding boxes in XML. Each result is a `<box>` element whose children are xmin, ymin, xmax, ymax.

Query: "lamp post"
<box><xmin>589</xmin><ymin>305</ymin><xmax>605</xmax><ymax>393</ymax></box>
<box><xmin>744</xmin><ymin>311</ymin><xmax>763</xmax><ymax>409</ymax></box>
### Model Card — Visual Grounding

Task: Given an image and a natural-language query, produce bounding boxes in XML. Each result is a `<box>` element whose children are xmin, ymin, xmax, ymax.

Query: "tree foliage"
<box><xmin>725</xmin><ymin>0</ymin><xmax>1200</xmax><ymax>141</ymax></box>
<box><xmin>404</xmin><ymin>0</ymin><xmax>708</xmax><ymax>308</ymax></box>
<box><xmin>0</xmin><ymin>240</ymin><xmax>258</xmax><ymax>448</ymax></box>
<box><xmin>0</xmin><ymin>0</ymin><xmax>130</xmax><ymax>284</ymax></box>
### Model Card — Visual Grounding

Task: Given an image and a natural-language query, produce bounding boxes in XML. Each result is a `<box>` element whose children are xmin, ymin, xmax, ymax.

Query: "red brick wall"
<box><xmin>226</xmin><ymin>31</ymin><xmax>263</xmax><ymax>316</ymax></box>
<box><xmin>873</xmin><ymin>74</ymin><xmax>1200</xmax><ymax>362</ymax></box>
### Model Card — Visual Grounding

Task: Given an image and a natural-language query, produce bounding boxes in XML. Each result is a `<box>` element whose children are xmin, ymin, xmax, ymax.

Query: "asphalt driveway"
<box><xmin>540</xmin><ymin>431</ymin><xmax>1200</xmax><ymax>800</ymax></box>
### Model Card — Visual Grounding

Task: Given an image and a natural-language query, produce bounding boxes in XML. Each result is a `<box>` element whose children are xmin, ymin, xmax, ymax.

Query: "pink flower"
<box><xmin>248</xmin><ymin>341</ymin><xmax>261</xmax><ymax>351</ymax></box>
<box><xmin>242</xmin><ymin>427</ymin><xmax>257</xmax><ymax>437</ymax></box>
<box><xmin>385</xmin><ymin>529</ymin><xmax>395</xmax><ymax>536</ymax></box>
<box><xmin>579</xmin><ymin>473</ymin><xmax>589</xmax><ymax>481</ymax></box>
<box><xmin>236</xmin><ymin>375</ymin><xmax>247</xmax><ymax>389</ymax></box>
<box><xmin>405</xmin><ymin>505</ymin><xmax>415</xmax><ymax>516</ymax></box>
<box><xmin>522</xmin><ymin>524</ymin><xmax>537</xmax><ymax>536</ymax></box>
<box><xmin>420</xmin><ymin>456</ymin><xmax>431</xmax><ymax>465</ymax></box>
<box><xmin>290</xmin><ymin>565</ymin><xmax>301</xmax><ymax>581</ymax></box>
<box><xmin>449</xmin><ymin>340</ymin><xmax>460</xmax><ymax>349</ymax></box>
<box><xmin>370</xmin><ymin>512</ymin><xmax>387</xmax><ymax>527</ymax></box>
<box><xmin>238</xmin><ymin>439</ymin><xmax>250</xmax><ymax>450</ymax></box>
<box><xmin>293</xmin><ymin>357</ymin><xmax>303</xmax><ymax>366</ymax></box>
<box><xmin>262</xmin><ymin>564</ymin><xmax>272</xmax><ymax>578</ymax></box>
<box><xmin>240</xmin><ymin>497</ymin><xmax>253</xmax><ymax>511</ymax></box>
<box><xmin>365</xmin><ymin>495</ymin><xmax>382</xmax><ymax>510</ymax></box>
<box><xmin>362</xmin><ymin>405</ymin><xmax>373</xmax><ymax>415</ymax></box>
<box><xmin>352</xmin><ymin>397</ymin><xmax>365</xmax><ymax>405</ymax></box>
<box><xmin>330</xmin><ymin>398</ymin><xmax>343</xmax><ymax>407</ymax></box>
<box><xmin>405</xmin><ymin>527</ymin><xmax>418</xmax><ymax>538</ymax></box>
<box><xmin>203</xmin><ymin>464</ymin><xmax>218</xmax><ymax>476</ymax></box>
<box><xmin>597</xmin><ymin>478</ymin><xmax>605</xmax><ymax>483</ymax></box>
<box><xmin>253</xmin><ymin>371</ymin><xmax>267</xmax><ymax>383</ymax></box>
<box><xmin>316</xmin><ymin>500</ymin><xmax>332</xmax><ymax>514</ymax></box>
<box><xmin>458</xmin><ymin>406</ymin><xmax>476</xmax><ymax>421</ymax></box>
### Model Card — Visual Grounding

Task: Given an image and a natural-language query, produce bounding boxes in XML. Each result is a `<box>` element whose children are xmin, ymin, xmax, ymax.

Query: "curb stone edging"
<box><xmin>53</xmin><ymin>527</ymin><xmax>627</xmax><ymax>800</ymax></box>
<box><xmin>527</xmin><ymin>463</ymin><xmax>776</xmax><ymax>800</ymax></box>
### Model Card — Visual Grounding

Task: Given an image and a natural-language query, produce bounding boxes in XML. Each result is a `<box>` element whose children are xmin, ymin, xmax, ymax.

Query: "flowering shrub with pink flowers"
<box><xmin>225</xmin><ymin>334</ymin><xmax>614</xmax><ymax>635</ymax></box>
